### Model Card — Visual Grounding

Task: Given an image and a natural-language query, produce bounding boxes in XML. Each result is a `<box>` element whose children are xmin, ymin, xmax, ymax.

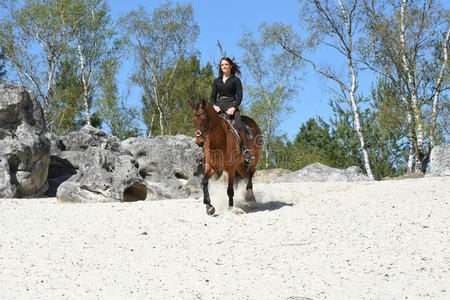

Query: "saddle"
<box><xmin>218</xmin><ymin>112</ymin><xmax>253</xmax><ymax>143</ymax></box>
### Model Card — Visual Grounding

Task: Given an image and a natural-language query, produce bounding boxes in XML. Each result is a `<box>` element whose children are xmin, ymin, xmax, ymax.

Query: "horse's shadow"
<box><xmin>239</xmin><ymin>201</ymin><xmax>294</xmax><ymax>214</ymax></box>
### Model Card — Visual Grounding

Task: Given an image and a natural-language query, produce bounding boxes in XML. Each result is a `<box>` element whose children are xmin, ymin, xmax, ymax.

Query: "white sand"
<box><xmin>0</xmin><ymin>177</ymin><xmax>449</xmax><ymax>299</ymax></box>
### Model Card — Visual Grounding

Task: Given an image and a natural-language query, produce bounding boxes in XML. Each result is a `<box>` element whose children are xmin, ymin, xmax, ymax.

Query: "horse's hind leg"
<box><xmin>245</xmin><ymin>170</ymin><xmax>256</xmax><ymax>202</ymax></box>
<box><xmin>202</xmin><ymin>167</ymin><xmax>215</xmax><ymax>215</ymax></box>
<box><xmin>237</xmin><ymin>164</ymin><xmax>255</xmax><ymax>202</ymax></box>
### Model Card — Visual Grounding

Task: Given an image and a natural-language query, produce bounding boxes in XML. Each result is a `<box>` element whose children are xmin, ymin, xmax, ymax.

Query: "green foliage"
<box><xmin>47</xmin><ymin>56</ymin><xmax>84</xmax><ymax>135</ymax></box>
<box><xmin>121</xmin><ymin>1</ymin><xmax>199</xmax><ymax>136</ymax></box>
<box><xmin>96</xmin><ymin>57</ymin><xmax>141</xmax><ymax>140</ymax></box>
<box><xmin>0</xmin><ymin>0</ymin><xmax>79</xmax><ymax>109</ymax></box>
<box><xmin>239</xmin><ymin>28</ymin><xmax>301</xmax><ymax>168</ymax></box>
<box><xmin>143</xmin><ymin>56</ymin><xmax>215</xmax><ymax>136</ymax></box>
<box><xmin>364</xmin><ymin>78</ymin><xmax>409</xmax><ymax>178</ymax></box>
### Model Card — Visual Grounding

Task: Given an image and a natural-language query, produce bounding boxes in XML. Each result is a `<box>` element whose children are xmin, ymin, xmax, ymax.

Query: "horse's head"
<box><xmin>189</xmin><ymin>100</ymin><xmax>210</xmax><ymax>148</ymax></box>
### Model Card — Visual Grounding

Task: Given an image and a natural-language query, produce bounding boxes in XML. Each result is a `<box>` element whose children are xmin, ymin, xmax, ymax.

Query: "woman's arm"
<box><xmin>234</xmin><ymin>77</ymin><xmax>243</xmax><ymax>108</ymax></box>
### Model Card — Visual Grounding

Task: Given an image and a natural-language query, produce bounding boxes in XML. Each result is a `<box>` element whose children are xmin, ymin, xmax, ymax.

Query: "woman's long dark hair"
<box><xmin>218</xmin><ymin>57</ymin><xmax>241</xmax><ymax>77</ymax></box>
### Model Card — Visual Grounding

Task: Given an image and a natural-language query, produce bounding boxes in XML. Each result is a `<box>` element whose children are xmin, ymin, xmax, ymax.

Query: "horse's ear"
<box><xmin>201</xmin><ymin>99</ymin><xmax>206</xmax><ymax>105</ymax></box>
<box><xmin>188</xmin><ymin>101</ymin><xmax>195</xmax><ymax>110</ymax></box>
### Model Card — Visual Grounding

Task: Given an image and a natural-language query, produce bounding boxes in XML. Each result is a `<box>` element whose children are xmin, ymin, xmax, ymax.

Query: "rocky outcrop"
<box><xmin>0</xmin><ymin>83</ymin><xmax>50</xmax><ymax>198</ymax></box>
<box><xmin>426</xmin><ymin>144</ymin><xmax>450</xmax><ymax>177</ymax></box>
<box><xmin>272</xmin><ymin>162</ymin><xmax>370</xmax><ymax>183</ymax></box>
<box><xmin>49</xmin><ymin>125</ymin><xmax>203</xmax><ymax>202</ymax></box>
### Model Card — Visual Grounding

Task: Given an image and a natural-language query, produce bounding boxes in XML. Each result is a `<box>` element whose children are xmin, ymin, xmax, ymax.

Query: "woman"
<box><xmin>210</xmin><ymin>57</ymin><xmax>254</xmax><ymax>162</ymax></box>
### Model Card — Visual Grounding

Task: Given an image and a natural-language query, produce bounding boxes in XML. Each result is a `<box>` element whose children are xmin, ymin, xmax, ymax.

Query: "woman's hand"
<box><xmin>213</xmin><ymin>105</ymin><xmax>220</xmax><ymax>112</ymax></box>
<box><xmin>226</xmin><ymin>107</ymin><xmax>235</xmax><ymax>115</ymax></box>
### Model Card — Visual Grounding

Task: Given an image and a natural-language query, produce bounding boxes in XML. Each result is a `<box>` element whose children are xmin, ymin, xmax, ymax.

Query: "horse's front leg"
<box><xmin>202</xmin><ymin>166</ymin><xmax>215</xmax><ymax>215</ymax></box>
<box><xmin>227</xmin><ymin>169</ymin><xmax>236</xmax><ymax>208</ymax></box>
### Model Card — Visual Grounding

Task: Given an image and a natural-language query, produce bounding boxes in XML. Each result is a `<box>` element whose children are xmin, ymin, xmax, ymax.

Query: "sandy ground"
<box><xmin>0</xmin><ymin>177</ymin><xmax>449</xmax><ymax>300</ymax></box>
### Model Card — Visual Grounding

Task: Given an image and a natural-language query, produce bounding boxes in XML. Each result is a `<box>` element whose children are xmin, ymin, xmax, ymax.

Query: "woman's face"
<box><xmin>220</xmin><ymin>59</ymin><xmax>231</xmax><ymax>75</ymax></box>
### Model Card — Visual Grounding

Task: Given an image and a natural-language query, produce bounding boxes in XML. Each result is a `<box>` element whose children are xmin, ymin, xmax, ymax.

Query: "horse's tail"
<box><xmin>241</xmin><ymin>115</ymin><xmax>262</xmax><ymax>136</ymax></box>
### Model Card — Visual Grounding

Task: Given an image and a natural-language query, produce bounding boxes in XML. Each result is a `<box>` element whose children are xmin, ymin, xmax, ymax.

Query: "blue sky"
<box><xmin>110</xmin><ymin>0</ymin><xmax>373</xmax><ymax>139</ymax></box>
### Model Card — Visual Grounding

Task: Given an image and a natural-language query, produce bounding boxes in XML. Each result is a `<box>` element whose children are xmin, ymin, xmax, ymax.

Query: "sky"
<box><xmin>109</xmin><ymin>0</ymin><xmax>373</xmax><ymax>140</ymax></box>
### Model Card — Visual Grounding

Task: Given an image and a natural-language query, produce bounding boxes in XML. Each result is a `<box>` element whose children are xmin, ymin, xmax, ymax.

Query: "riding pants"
<box><xmin>215</xmin><ymin>96</ymin><xmax>244</xmax><ymax>130</ymax></box>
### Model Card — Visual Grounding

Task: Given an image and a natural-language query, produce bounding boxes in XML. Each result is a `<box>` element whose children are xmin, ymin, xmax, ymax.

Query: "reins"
<box><xmin>194</xmin><ymin>108</ymin><xmax>220</xmax><ymax>141</ymax></box>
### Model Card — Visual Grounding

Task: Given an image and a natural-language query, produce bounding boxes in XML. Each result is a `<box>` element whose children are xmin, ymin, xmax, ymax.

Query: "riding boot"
<box><xmin>239</xmin><ymin>128</ymin><xmax>254</xmax><ymax>163</ymax></box>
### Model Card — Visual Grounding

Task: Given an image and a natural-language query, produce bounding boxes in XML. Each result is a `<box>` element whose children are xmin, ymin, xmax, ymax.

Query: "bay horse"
<box><xmin>189</xmin><ymin>101</ymin><xmax>262</xmax><ymax>215</ymax></box>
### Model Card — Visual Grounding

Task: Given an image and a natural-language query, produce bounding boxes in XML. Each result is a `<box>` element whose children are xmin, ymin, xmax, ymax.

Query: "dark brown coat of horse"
<box><xmin>189</xmin><ymin>101</ymin><xmax>262</xmax><ymax>215</ymax></box>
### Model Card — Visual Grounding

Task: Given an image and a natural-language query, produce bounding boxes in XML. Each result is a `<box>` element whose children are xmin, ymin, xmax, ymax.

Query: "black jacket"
<box><xmin>210</xmin><ymin>74</ymin><xmax>243</xmax><ymax>109</ymax></box>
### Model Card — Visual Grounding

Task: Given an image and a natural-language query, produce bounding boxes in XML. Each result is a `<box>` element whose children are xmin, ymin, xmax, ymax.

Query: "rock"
<box><xmin>426</xmin><ymin>144</ymin><xmax>450</xmax><ymax>177</ymax></box>
<box><xmin>56</xmin><ymin>147</ymin><xmax>146</xmax><ymax>203</ymax></box>
<box><xmin>272</xmin><ymin>162</ymin><xmax>370</xmax><ymax>183</ymax></box>
<box><xmin>51</xmin><ymin>126</ymin><xmax>203</xmax><ymax>202</ymax></box>
<box><xmin>58</xmin><ymin>124</ymin><xmax>122</xmax><ymax>152</ymax></box>
<box><xmin>0</xmin><ymin>83</ymin><xmax>50</xmax><ymax>197</ymax></box>
<box><xmin>121</xmin><ymin>135</ymin><xmax>204</xmax><ymax>200</ymax></box>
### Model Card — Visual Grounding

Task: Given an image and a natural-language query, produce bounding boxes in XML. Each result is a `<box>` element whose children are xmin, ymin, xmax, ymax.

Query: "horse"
<box><xmin>189</xmin><ymin>100</ymin><xmax>262</xmax><ymax>215</ymax></box>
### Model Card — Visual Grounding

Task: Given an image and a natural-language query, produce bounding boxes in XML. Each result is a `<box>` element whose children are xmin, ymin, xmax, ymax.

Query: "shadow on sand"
<box><xmin>240</xmin><ymin>201</ymin><xmax>294</xmax><ymax>214</ymax></box>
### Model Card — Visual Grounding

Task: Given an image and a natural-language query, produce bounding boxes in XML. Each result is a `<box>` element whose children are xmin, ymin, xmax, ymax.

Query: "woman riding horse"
<box><xmin>210</xmin><ymin>57</ymin><xmax>254</xmax><ymax>162</ymax></box>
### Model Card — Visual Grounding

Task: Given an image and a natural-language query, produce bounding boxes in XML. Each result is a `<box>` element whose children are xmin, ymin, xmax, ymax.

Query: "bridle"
<box><xmin>193</xmin><ymin>109</ymin><xmax>221</xmax><ymax>142</ymax></box>
<box><xmin>193</xmin><ymin>110</ymin><xmax>209</xmax><ymax>139</ymax></box>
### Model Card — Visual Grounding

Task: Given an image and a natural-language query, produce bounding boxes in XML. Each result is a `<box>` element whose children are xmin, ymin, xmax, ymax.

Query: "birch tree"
<box><xmin>361</xmin><ymin>0</ymin><xmax>449</xmax><ymax>173</ymax></box>
<box><xmin>430</xmin><ymin>27</ymin><xmax>450</xmax><ymax>148</ymax></box>
<box><xmin>262</xmin><ymin>0</ymin><xmax>375</xmax><ymax>180</ymax></box>
<box><xmin>121</xmin><ymin>2</ymin><xmax>199</xmax><ymax>136</ymax></box>
<box><xmin>238</xmin><ymin>29</ymin><xmax>301</xmax><ymax>168</ymax></box>
<box><xmin>0</xmin><ymin>0</ymin><xmax>75</xmax><ymax>116</ymax></box>
<box><xmin>70</xmin><ymin>0</ymin><xmax>116</xmax><ymax>126</ymax></box>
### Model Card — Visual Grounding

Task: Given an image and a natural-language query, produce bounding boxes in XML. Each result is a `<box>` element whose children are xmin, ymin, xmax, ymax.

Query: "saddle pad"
<box><xmin>218</xmin><ymin>113</ymin><xmax>253</xmax><ymax>141</ymax></box>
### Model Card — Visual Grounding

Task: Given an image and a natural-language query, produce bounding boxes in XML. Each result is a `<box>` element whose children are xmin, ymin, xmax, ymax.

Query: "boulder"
<box><xmin>272</xmin><ymin>162</ymin><xmax>370</xmax><ymax>183</ymax></box>
<box><xmin>0</xmin><ymin>83</ymin><xmax>50</xmax><ymax>198</ymax></box>
<box><xmin>426</xmin><ymin>144</ymin><xmax>450</xmax><ymax>177</ymax></box>
<box><xmin>56</xmin><ymin>147</ymin><xmax>147</xmax><ymax>203</ymax></box>
<box><xmin>121</xmin><ymin>135</ymin><xmax>203</xmax><ymax>200</ymax></box>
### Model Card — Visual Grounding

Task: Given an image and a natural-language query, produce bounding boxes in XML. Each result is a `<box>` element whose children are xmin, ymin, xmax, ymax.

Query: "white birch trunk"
<box><xmin>339</xmin><ymin>0</ymin><xmax>374</xmax><ymax>180</ymax></box>
<box><xmin>431</xmin><ymin>28</ymin><xmax>450</xmax><ymax>148</ymax></box>
<box><xmin>76</xmin><ymin>36</ymin><xmax>91</xmax><ymax>126</ymax></box>
<box><xmin>400</xmin><ymin>0</ymin><xmax>424</xmax><ymax>173</ymax></box>
<box><xmin>406</xmin><ymin>108</ymin><xmax>415</xmax><ymax>174</ymax></box>
<box><xmin>148</xmin><ymin>112</ymin><xmax>155</xmax><ymax>138</ymax></box>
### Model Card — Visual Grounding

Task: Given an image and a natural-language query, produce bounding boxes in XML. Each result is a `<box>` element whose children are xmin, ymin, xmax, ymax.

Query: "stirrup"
<box><xmin>243</xmin><ymin>148</ymin><xmax>254</xmax><ymax>163</ymax></box>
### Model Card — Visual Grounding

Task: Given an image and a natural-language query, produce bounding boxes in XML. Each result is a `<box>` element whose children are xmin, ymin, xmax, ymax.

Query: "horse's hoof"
<box><xmin>206</xmin><ymin>205</ymin><xmax>215</xmax><ymax>215</ymax></box>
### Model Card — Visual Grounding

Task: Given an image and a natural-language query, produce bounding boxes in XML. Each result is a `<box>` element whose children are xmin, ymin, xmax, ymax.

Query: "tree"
<box><xmin>47</xmin><ymin>55</ymin><xmax>85</xmax><ymax>135</ymax></box>
<box><xmin>365</xmin><ymin>78</ymin><xmax>409</xmax><ymax>178</ymax></box>
<box><xmin>121</xmin><ymin>2</ymin><xmax>199</xmax><ymax>136</ymax></box>
<box><xmin>0</xmin><ymin>0</ymin><xmax>75</xmax><ymax>115</ymax></box>
<box><xmin>292</xmin><ymin>117</ymin><xmax>344</xmax><ymax>169</ymax></box>
<box><xmin>96</xmin><ymin>56</ymin><xmax>141</xmax><ymax>140</ymax></box>
<box><xmin>165</xmin><ymin>56</ymin><xmax>215</xmax><ymax>135</ymax></box>
<box><xmin>238</xmin><ymin>29</ymin><xmax>300</xmax><ymax>168</ymax></box>
<box><xmin>71</xmin><ymin>0</ymin><xmax>117</xmax><ymax>126</ymax></box>
<box><xmin>361</xmin><ymin>0</ymin><xmax>450</xmax><ymax>173</ymax></box>
<box><xmin>262</xmin><ymin>0</ymin><xmax>375</xmax><ymax>180</ymax></box>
